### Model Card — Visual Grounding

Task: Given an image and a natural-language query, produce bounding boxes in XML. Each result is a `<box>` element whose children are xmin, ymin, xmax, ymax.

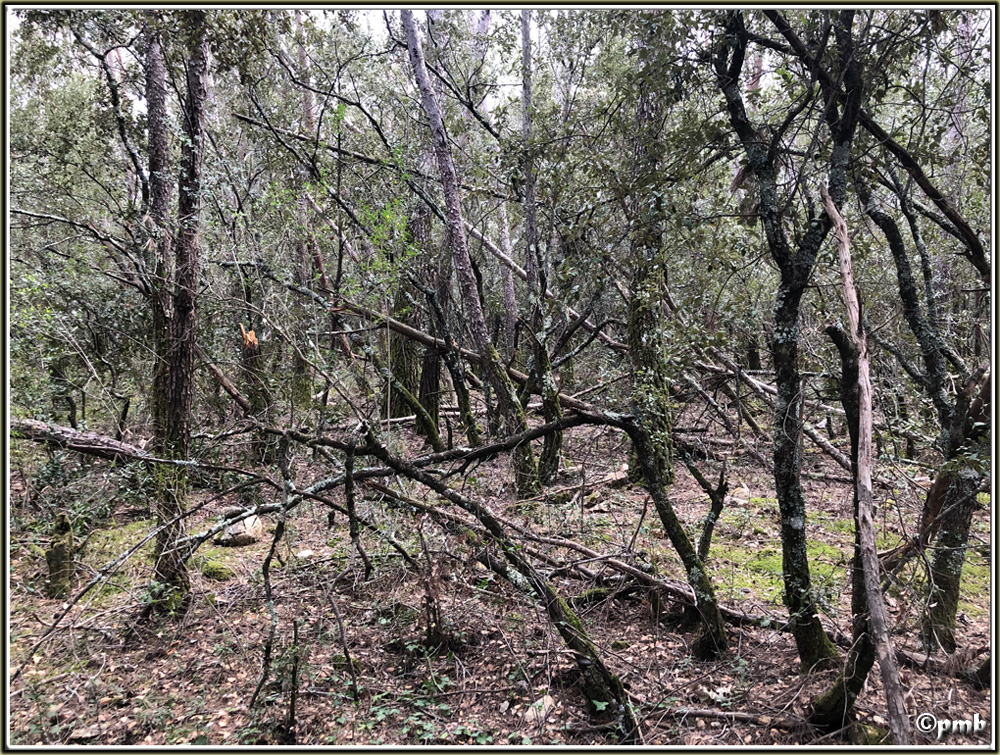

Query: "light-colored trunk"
<box><xmin>822</xmin><ymin>183</ymin><xmax>911</xmax><ymax>745</ymax></box>
<box><xmin>402</xmin><ymin>11</ymin><xmax>538</xmax><ymax>494</ymax></box>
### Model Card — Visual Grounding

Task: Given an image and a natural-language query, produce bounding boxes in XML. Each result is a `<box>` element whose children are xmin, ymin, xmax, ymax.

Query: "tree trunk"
<box><xmin>713</xmin><ymin>10</ymin><xmax>864</xmax><ymax>671</ymax></box>
<box><xmin>628</xmin><ymin>29</ymin><xmax>725</xmax><ymax>658</ymax></box>
<box><xmin>921</xmin><ymin>371</ymin><xmax>989</xmax><ymax>651</ymax></box>
<box><xmin>144</xmin><ymin>25</ymin><xmax>172</xmax><ymax>455</ymax></box>
<box><xmin>821</xmin><ymin>184</ymin><xmax>911</xmax><ymax>743</ymax></box>
<box><xmin>772</xmin><ymin>282</ymin><xmax>840</xmax><ymax>670</ymax></box>
<box><xmin>402</xmin><ymin>10</ymin><xmax>538</xmax><ymax>495</ymax></box>
<box><xmin>922</xmin><ymin>470</ymin><xmax>980</xmax><ymax>653</ymax></box>
<box><xmin>521</xmin><ymin>10</ymin><xmax>562</xmax><ymax>484</ymax></box>
<box><xmin>143</xmin><ymin>24</ymin><xmax>191</xmax><ymax>605</ymax></box>
<box><xmin>152</xmin><ymin>13</ymin><xmax>209</xmax><ymax>604</ymax></box>
<box><xmin>165</xmin><ymin>12</ymin><xmax>208</xmax><ymax>461</ymax></box>
<box><xmin>388</xmin><ymin>284</ymin><xmax>421</xmax><ymax>420</ymax></box>
<box><xmin>240</xmin><ymin>323</ymin><xmax>274</xmax><ymax>462</ymax></box>
<box><xmin>812</xmin><ymin>324</ymin><xmax>876</xmax><ymax>732</ymax></box>
<box><xmin>290</xmin><ymin>10</ymin><xmax>316</xmax><ymax>409</ymax></box>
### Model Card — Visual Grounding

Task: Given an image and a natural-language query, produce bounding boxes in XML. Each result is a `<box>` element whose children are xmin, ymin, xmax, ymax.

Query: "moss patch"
<box><xmin>81</xmin><ymin>519</ymin><xmax>156</xmax><ymax>605</ymax></box>
<box><xmin>959</xmin><ymin>552</ymin><xmax>989</xmax><ymax>619</ymax></box>
<box><xmin>198</xmin><ymin>560</ymin><xmax>236</xmax><ymax>581</ymax></box>
<box><xmin>711</xmin><ymin>539</ymin><xmax>848</xmax><ymax>607</ymax></box>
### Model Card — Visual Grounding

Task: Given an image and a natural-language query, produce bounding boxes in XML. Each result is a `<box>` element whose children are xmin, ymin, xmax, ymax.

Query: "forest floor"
<box><xmin>7</xmin><ymin>421</ymin><xmax>993</xmax><ymax>746</ymax></box>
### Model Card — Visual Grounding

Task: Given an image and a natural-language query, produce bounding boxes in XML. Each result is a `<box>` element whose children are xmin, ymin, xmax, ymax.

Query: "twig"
<box><xmin>249</xmin><ymin>518</ymin><xmax>285</xmax><ymax>709</ymax></box>
<box><xmin>319</xmin><ymin>583</ymin><xmax>360</xmax><ymax>700</ymax></box>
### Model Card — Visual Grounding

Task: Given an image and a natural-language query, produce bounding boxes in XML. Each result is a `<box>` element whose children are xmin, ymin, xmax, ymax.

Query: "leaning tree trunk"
<box><xmin>813</xmin><ymin>185</ymin><xmax>910</xmax><ymax>744</ymax></box>
<box><xmin>364</xmin><ymin>430</ymin><xmax>640</xmax><ymax>742</ymax></box>
<box><xmin>402</xmin><ymin>10</ymin><xmax>539</xmax><ymax>495</ymax></box>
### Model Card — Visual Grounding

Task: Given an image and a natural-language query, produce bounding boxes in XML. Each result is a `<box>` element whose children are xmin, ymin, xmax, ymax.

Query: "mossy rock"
<box><xmin>547</xmin><ymin>490</ymin><xmax>574</xmax><ymax>506</ymax></box>
<box><xmin>848</xmin><ymin>722</ymin><xmax>888</xmax><ymax>745</ymax></box>
<box><xmin>199</xmin><ymin>560</ymin><xmax>236</xmax><ymax>582</ymax></box>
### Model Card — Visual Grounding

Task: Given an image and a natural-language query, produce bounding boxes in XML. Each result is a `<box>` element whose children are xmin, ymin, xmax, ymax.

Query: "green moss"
<box><xmin>331</xmin><ymin>654</ymin><xmax>363</xmax><ymax>672</ymax></box>
<box><xmin>45</xmin><ymin>513</ymin><xmax>75</xmax><ymax>598</ymax></box>
<box><xmin>710</xmin><ymin>539</ymin><xmax>848</xmax><ymax>606</ymax></box>
<box><xmin>831</xmin><ymin>519</ymin><xmax>854</xmax><ymax>535</ymax></box>
<box><xmin>198</xmin><ymin>560</ymin><xmax>236</xmax><ymax>581</ymax></box>
<box><xmin>959</xmin><ymin>553</ymin><xmax>990</xmax><ymax>618</ymax></box>
<box><xmin>976</xmin><ymin>492</ymin><xmax>990</xmax><ymax>505</ymax></box>
<box><xmin>23</xmin><ymin>542</ymin><xmax>47</xmax><ymax>559</ymax></box>
<box><xmin>547</xmin><ymin>490</ymin><xmax>574</xmax><ymax>506</ymax></box>
<box><xmin>87</xmin><ymin>519</ymin><xmax>156</xmax><ymax>561</ymax></box>
<box><xmin>849</xmin><ymin>723</ymin><xmax>888</xmax><ymax>745</ymax></box>
<box><xmin>81</xmin><ymin>519</ymin><xmax>156</xmax><ymax>606</ymax></box>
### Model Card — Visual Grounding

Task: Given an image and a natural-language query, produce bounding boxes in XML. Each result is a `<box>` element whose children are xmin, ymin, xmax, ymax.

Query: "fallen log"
<box><xmin>12</xmin><ymin>418</ymin><xmax>153</xmax><ymax>463</ymax></box>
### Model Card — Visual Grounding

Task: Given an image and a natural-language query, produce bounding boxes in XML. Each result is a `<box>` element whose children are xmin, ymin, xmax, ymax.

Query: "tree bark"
<box><xmin>144</xmin><ymin>25</ymin><xmax>172</xmax><ymax>454</ymax></box>
<box><xmin>812</xmin><ymin>324</ymin><xmax>876</xmax><ymax>732</ymax></box>
<box><xmin>165</xmin><ymin>13</ymin><xmax>208</xmax><ymax>461</ymax></box>
<box><xmin>922</xmin><ymin>371</ymin><xmax>990</xmax><ymax>652</ymax></box>
<box><xmin>401</xmin><ymin>10</ymin><xmax>539</xmax><ymax>495</ymax></box>
<box><xmin>290</xmin><ymin>10</ymin><xmax>316</xmax><ymax>408</ymax></box>
<box><xmin>713</xmin><ymin>10</ymin><xmax>861</xmax><ymax>671</ymax></box>
<box><xmin>821</xmin><ymin>183</ymin><xmax>911</xmax><ymax>744</ymax></box>
<box><xmin>153</xmin><ymin>12</ymin><xmax>209</xmax><ymax>604</ymax></box>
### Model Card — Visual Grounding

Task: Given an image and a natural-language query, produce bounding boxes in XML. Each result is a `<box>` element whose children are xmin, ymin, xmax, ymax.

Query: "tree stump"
<box><xmin>45</xmin><ymin>513</ymin><xmax>75</xmax><ymax>599</ymax></box>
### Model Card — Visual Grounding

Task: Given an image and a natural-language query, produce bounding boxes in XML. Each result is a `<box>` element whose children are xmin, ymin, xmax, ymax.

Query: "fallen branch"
<box><xmin>195</xmin><ymin>344</ymin><xmax>252</xmax><ymax>414</ymax></box>
<box><xmin>652</xmin><ymin>706</ymin><xmax>802</xmax><ymax>730</ymax></box>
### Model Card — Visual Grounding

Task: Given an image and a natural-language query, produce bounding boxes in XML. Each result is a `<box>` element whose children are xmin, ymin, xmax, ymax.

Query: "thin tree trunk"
<box><xmin>822</xmin><ymin>183</ymin><xmax>911</xmax><ymax>744</ymax></box>
<box><xmin>290</xmin><ymin>10</ymin><xmax>315</xmax><ymax>408</ymax></box>
<box><xmin>402</xmin><ymin>10</ymin><xmax>539</xmax><ymax>495</ymax></box>
<box><xmin>812</xmin><ymin>324</ymin><xmax>876</xmax><ymax>731</ymax></box>
<box><xmin>629</xmin><ymin>23</ymin><xmax>725</xmax><ymax>659</ymax></box>
<box><xmin>521</xmin><ymin>10</ymin><xmax>562</xmax><ymax>484</ymax></box>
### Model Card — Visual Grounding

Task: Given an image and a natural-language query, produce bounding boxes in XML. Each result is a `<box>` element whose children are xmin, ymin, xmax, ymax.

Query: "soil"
<box><xmin>7</xmin><ymin>422</ymin><xmax>992</xmax><ymax>746</ymax></box>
